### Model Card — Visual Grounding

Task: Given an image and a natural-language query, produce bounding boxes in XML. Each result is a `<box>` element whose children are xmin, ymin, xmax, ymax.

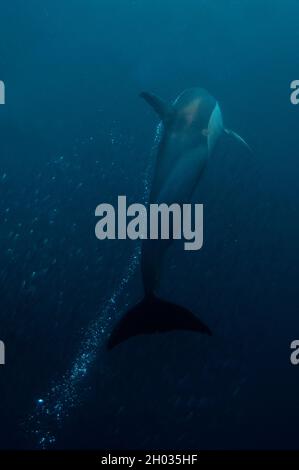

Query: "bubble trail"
<box><xmin>29</xmin><ymin>245</ymin><xmax>141</xmax><ymax>448</ymax></box>
<box><xmin>28</xmin><ymin>160</ymin><xmax>154</xmax><ymax>449</ymax></box>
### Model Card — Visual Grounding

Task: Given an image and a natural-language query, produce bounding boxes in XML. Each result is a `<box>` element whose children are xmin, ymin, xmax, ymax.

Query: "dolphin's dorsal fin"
<box><xmin>140</xmin><ymin>92</ymin><xmax>173</xmax><ymax>121</ymax></box>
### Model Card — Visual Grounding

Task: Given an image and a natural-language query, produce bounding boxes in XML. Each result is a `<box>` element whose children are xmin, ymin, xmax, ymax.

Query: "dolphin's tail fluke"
<box><xmin>107</xmin><ymin>293</ymin><xmax>212</xmax><ymax>350</ymax></box>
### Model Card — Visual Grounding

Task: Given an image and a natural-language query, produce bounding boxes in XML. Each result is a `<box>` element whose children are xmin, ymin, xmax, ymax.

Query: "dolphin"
<box><xmin>107</xmin><ymin>87</ymin><xmax>249</xmax><ymax>349</ymax></box>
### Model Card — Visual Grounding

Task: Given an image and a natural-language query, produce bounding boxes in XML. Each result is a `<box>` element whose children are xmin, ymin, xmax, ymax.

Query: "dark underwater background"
<box><xmin>1</xmin><ymin>0</ymin><xmax>299</xmax><ymax>449</ymax></box>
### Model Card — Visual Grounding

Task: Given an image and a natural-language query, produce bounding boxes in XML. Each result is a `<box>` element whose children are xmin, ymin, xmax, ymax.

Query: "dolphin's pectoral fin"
<box><xmin>140</xmin><ymin>91</ymin><xmax>173</xmax><ymax>121</ymax></box>
<box><xmin>107</xmin><ymin>294</ymin><xmax>212</xmax><ymax>350</ymax></box>
<box><xmin>224</xmin><ymin>129</ymin><xmax>252</xmax><ymax>154</ymax></box>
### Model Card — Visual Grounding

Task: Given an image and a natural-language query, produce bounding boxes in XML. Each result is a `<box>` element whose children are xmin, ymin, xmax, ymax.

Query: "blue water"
<box><xmin>1</xmin><ymin>0</ymin><xmax>299</xmax><ymax>449</ymax></box>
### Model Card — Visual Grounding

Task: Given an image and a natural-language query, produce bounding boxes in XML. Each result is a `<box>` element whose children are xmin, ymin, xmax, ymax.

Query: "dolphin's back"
<box><xmin>106</xmin><ymin>88</ymin><xmax>215</xmax><ymax>350</ymax></box>
<box><xmin>173</xmin><ymin>87</ymin><xmax>217</xmax><ymax>130</ymax></box>
<box><xmin>142</xmin><ymin>87</ymin><xmax>212</xmax><ymax>292</ymax></box>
